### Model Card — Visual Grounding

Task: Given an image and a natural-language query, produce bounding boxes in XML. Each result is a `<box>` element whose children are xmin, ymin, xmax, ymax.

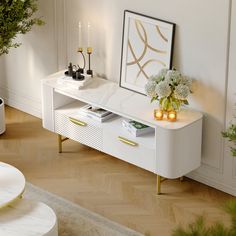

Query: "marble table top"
<box><xmin>0</xmin><ymin>198</ymin><xmax>58</xmax><ymax>236</ymax></box>
<box><xmin>0</xmin><ymin>162</ymin><xmax>25</xmax><ymax>208</ymax></box>
<box><xmin>43</xmin><ymin>71</ymin><xmax>203</xmax><ymax>130</ymax></box>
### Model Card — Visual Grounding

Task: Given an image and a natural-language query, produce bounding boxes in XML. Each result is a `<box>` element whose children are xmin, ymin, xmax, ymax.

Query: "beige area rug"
<box><xmin>25</xmin><ymin>183</ymin><xmax>143</xmax><ymax>236</ymax></box>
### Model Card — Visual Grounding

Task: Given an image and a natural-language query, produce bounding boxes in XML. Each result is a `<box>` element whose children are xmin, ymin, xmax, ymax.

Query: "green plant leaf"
<box><xmin>151</xmin><ymin>96</ymin><xmax>157</xmax><ymax>103</ymax></box>
<box><xmin>0</xmin><ymin>0</ymin><xmax>45</xmax><ymax>55</ymax></box>
<box><xmin>172</xmin><ymin>217</ymin><xmax>211</xmax><ymax>236</ymax></box>
<box><xmin>161</xmin><ymin>97</ymin><xmax>169</xmax><ymax>111</ymax></box>
<box><xmin>183</xmin><ymin>100</ymin><xmax>189</xmax><ymax>105</ymax></box>
<box><xmin>222</xmin><ymin>124</ymin><xmax>236</xmax><ymax>157</ymax></box>
<box><xmin>172</xmin><ymin>200</ymin><xmax>236</xmax><ymax>236</ymax></box>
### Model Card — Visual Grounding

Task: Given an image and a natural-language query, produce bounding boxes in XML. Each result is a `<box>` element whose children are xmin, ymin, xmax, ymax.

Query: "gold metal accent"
<box><xmin>0</xmin><ymin>188</ymin><xmax>25</xmax><ymax>209</ymax></box>
<box><xmin>69</xmin><ymin>117</ymin><xmax>87</xmax><ymax>127</ymax></box>
<box><xmin>126</xmin><ymin>20</ymin><xmax>166</xmax><ymax>82</ymax></box>
<box><xmin>137</xmin><ymin>59</ymin><xmax>166</xmax><ymax>79</ymax></box>
<box><xmin>87</xmin><ymin>47</ymin><xmax>92</xmax><ymax>54</ymax></box>
<box><xmin>156</xmin><ymin>26</ymin><xmax>168</xmax><ymax>42</ymax></box>
<box><xmin>127</xmin><ymin>21</ymin><xmax>148</xmax><ymax>66</ymax></box>
<box><xmin>128</xmin><ymin>40</ymin><xmax>149</xmax><ymax>80</ymax></box>
<box><xmin>135</xmin><ymin>20</ymin><xmax>167</xmax><ymax>54</ymax></box>
<box><xmin>78</xmin><ymin>47</ymin><xmax>83</xmax><ymax>52</ymax></box>
<box><xmin>58</xmin><ymin>134</ymin><xmax>62</xmax><ymax>153</ymax></box>
<box><xmin>58</xmin><ymin>134</ymin><xmax>69</xmax><ymax>153</ymax></box>
<box><xmin>157</xmin><ymin>175</ymin><xmax>161</xmax><ymax>195</ymax></box>
<box><xmin>118</xmin><ymin>136</ymin><xmax>138</xmax><ymax>147</ymax></box>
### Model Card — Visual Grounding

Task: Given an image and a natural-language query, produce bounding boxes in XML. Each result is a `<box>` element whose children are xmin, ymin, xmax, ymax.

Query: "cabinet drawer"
<box><xmin>103</xmin><ymin>130</ymin><xmax>156</xmax><ymax>173</ymax></box>
<box><xmin>55</xmin><ymin>112</ymin><xmax>103</xmax><ymax>150</ymax></box>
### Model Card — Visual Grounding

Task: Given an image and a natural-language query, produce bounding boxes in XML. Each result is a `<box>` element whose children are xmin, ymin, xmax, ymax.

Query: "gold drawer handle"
<box><xmin>69</xmin><ymin>117</ymin><xmax>87</xmax><ymax>127</ymax></box>
<box><xmin>118</xmin><ymin>136</ymin><xmax>138</xmax><ymax>147</ymax></box>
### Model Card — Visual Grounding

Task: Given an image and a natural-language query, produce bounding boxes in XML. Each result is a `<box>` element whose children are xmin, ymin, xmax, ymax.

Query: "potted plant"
<box><xmin>0</xmin><ymin>0</ymin><xmax>44</xmax><ymax>134</ymax></box>
<box><xmin>145</xmin><ymin>68</ymin><xmax>192</xmax><ymax>121</ymax></box>
<box><xmin>172</xmin><ymin>200</ymin><xmax>236</xmax><ymax>236</ymax></box>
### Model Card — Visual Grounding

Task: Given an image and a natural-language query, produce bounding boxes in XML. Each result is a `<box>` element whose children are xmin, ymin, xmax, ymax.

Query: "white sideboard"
<box><xmin>42</xmin><ymin>71</ymin><xmax>203</xmax><ymax>194</ymax></box>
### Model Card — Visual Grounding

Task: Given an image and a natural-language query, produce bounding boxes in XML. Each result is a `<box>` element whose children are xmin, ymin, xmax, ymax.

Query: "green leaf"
<box><xmin>151</xmin><ymin>96</ymin><xmax>157</xmax><ymax>103</ymax></box>
<box><xmin>172</xmin><ymin>200</ymin><xmax>236</xmax><ymax>236</ymax></box>
<box><xmin>222</xmin><ymin>124</ymin><xmax>236</xmax><ymax>157</ymax></box>
<box><xmin>0</xmin><ymin>0</ymin><xmax>45</xmax><ymax>55</ymax></box>
<box><xmin>183</xmin><ymin>100</ymin><xmax>189</xmax><ymax>105</ymax></box>
<box><xmin>161</xmin><ymin>97</ymin><xmax>169</xmax><ymax>111</ymax></box>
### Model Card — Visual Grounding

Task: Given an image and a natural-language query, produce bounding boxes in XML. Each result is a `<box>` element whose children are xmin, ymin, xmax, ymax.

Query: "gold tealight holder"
<box><xmin>167</xmin><ymin>110</ymin><xmax>177</xmax><ymax>122</ymax></box>
<box><xmin>154</xmin><ymin>109</ymin><xmax>164</xmax><ymax>120</ymax></box>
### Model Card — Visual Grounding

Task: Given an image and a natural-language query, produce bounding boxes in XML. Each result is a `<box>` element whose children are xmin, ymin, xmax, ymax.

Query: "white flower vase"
<box><xmin>0</xmin><ymin>98</ymin><xmax>6</xmax><ymax>135</ymax></box>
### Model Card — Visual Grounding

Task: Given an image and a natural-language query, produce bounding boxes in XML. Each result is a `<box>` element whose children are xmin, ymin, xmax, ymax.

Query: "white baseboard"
<box><xmin>0</xmin><ymin>86</ymin><xmax>42</xmax><ymax>118</ymax></box>
<box><xmin>188</xmin><ymin>172</ymin><xmax>236</xmax><ymax>196</ymax></box>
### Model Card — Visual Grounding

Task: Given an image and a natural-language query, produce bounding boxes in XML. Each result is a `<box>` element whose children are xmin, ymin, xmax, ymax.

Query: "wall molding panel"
<box><xmin>0</xmin><ymin>86</ymin><xmax>41</xmax><ymax>118</ymax></box>
<box><xmin>188</xmin><ymin>171</ymin><xmax>236</xmax><ymax>196</ymax></box>
<box><xmin>0</xmin><ymin>0</ymin><xmax>60</xmax><ymax>119</ymax></box>
<box><xmin>64</xmin><ymin>0</ymin><xmax>236</xmax><ymax>196</ymax></box>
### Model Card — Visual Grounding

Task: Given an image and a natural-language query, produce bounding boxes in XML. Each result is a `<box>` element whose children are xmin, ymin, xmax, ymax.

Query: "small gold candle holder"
<box><xmin>167</xmin><ymin>110</ymin><xmax>177</xmax><ymax>122</ymax></box>
<box><xmin>87</xmin><ymin>47</ymin><xmax>92</xmax><ymax>54</ymax></box>
<box><xmin>154</xmin><ymin>109</ymin><xmax>164</xmax><ymax>120</ymax></box>
<box><xmin>78</xmin><ymin>47</ymin><xmax>83</xmax><ymax>53</ymax></box>
<box><xmin>87</xmin><ymin>47</ymin><xmax>93</xmax><ymax>76</ymax></box>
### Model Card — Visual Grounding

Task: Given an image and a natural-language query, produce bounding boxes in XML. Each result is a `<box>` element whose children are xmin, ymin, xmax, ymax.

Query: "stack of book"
<box><xmin>122</xmin><ymin>119</ymin><xmax>154</xmax><ymax>137</ymax></box>
<box><xmin>57</xmin><ymin>75</ymin><xmax>92</xmax><ymax>89</ymax></box>
<box><xmin>78</xmin><ymin>104</ymin><xmax>116</xmax><ymax>122</ymax></box>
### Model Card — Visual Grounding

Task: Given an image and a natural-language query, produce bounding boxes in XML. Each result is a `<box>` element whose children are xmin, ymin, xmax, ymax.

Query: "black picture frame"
<box><xmin>119</xmin><ymin>10</ymin><xmax>175</xmax><ymax>95</ymax></box>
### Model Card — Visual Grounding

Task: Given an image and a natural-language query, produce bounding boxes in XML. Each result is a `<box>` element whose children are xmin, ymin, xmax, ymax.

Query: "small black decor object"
<box><xmin>68</xmin><ymin>62</ymin><xmax>73</xmax><ymax>76</ymax></box>
<box><xmin>65</xmin><ymin>62</ymin><xmax>74</xmax><ymax>77</ymax></box>
<box><xmin>77</xmin><ymin>47</ymin><xmax>86</xmax><ymax>74</ymax></box>
<box><xmin>73</xmin><ymin>70</ymin><xmax>85</xmax><ymax>81</ymax></box>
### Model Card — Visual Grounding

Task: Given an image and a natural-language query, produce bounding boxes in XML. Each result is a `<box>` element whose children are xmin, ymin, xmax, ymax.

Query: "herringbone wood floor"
<box><xmin>0</xmin><ymin>106</ymin><xmax>234</xmax><ymax>236</ymax></box>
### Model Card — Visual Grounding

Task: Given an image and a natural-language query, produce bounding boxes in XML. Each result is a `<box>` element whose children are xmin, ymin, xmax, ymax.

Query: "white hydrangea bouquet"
<box><xmin>145</xmin><ymin>68</ymin><xmax>192</xmax><ymax>112</ymax></box>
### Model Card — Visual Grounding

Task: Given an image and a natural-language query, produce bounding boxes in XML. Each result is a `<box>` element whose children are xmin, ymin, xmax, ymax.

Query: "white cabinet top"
<box><xmin>43</xmin><ymin>71</ymin><xmax>203</xmax><ymax>130</ymax></box>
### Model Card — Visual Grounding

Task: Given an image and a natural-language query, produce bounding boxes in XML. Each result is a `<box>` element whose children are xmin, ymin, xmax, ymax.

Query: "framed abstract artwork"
<box><xmin>120</xmin><ymin>10</ymin><xmax>175</xmax><ymax>95</ymax></box>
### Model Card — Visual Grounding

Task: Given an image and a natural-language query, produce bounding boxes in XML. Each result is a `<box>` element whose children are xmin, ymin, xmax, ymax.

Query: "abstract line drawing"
<box><xmin>120</xmin><ymin>10</ymin><xmax>175</xmax><ymax>95</ymax></box>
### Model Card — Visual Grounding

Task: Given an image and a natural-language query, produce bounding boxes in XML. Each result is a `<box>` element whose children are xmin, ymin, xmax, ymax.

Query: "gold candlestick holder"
<box><xmin>87</xmin><ymin>47</ymin><xmax>93</xmax><ymax>77</ymax></box>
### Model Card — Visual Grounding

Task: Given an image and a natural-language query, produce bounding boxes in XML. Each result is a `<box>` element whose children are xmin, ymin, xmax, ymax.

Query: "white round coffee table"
<box><xmin>0</xmin><ymin>198</ymin><xmax>58</xmax><ymax>236</ymax></box>
<box><xmin>0</xmin><ymin>162</ymin><xmax>25</xmax><ymax>208</ymax></box>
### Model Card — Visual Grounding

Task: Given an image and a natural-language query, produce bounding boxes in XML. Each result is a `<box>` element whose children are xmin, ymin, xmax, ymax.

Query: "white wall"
<box><xmin>0</xmin><ymin>0</ymin><xmax>235</xmax><ymax>195</ymax></box>
<box><xmin>224</xmin><ymin>0</ymin><xmax>236</xmax><ymax>190</ymax></box>
<box><xmin>64</xmin><ymin>0</ymin><xmax>236</xmax><ymax>195</ymax></box>
<box><xmin>0</xmin><ymin>0</ymin><xmax>63</xmax><ymax>117</ymax></box>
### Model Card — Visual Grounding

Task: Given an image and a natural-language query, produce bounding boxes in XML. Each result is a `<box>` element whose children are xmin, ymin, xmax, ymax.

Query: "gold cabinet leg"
<box><xmin>157</xmin><ymin>175</ymin><xmax>161</xmax><ymax>195</ymax></box>
<box><xmin>180</xmin><ymin>176</ymin><xmax>184</xmax><ymax>182</ymax></box>
<box><xmin>58</xmin><ymin>134</ymin><xmax>62</xmax><ymax>153</ymax></box>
